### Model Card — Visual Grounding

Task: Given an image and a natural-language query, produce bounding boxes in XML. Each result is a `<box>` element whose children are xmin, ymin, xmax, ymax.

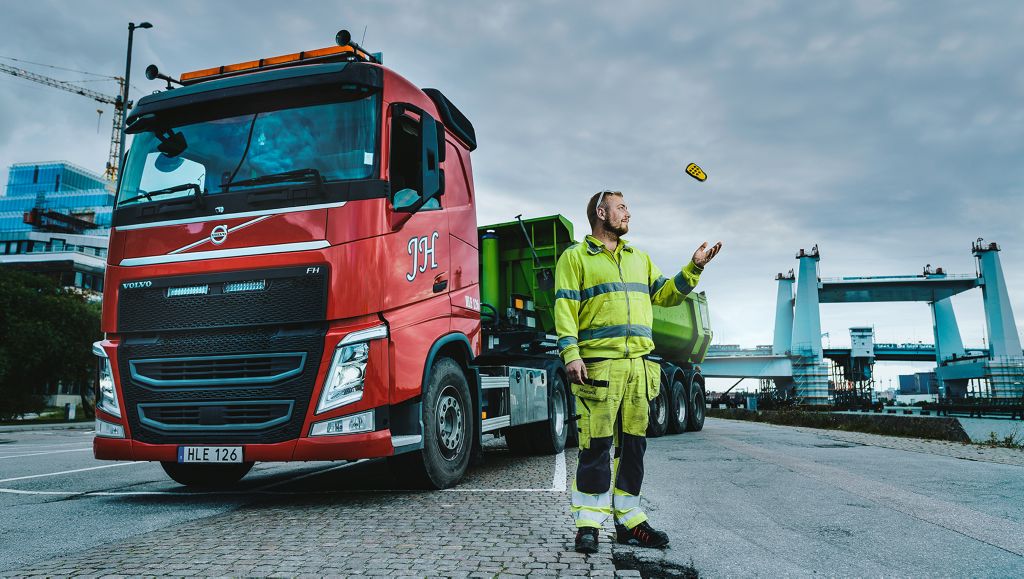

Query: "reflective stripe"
<box><xmin>650</xmin><ymin>276</ymin><xmax>668</xmax><ymax>296</ymax></box>
<box><xmin>580</xmin><ymin>282</ymin><xmax>649</xmax><ymax>302</ymax></box>
<box><xmin>558</xmin><ymin>336</ymin><xmax>578</xmax><ymax>351</ymax></box>
<box><xmin>556</xmin><ymin>289</ymin><xmax>581</xmax><ymax>301</ymax></box>
<box><xmin>573</xmin><ymin>509</ymin><xmax>610</xmax><ymax>527</ymax></box>
<box><xmin>612</xmin><ymin>490</ymin><xmax>643</xmax><ymax>510</ymax></box>
<box><xmin>613</xmin><ymin>490</ymin><xmax>646</xmax><ymax>527</ymax></box>
<box><xmin>579</xmin><ymin>324</ymin><xmax>653</xmax><ymax>341</ymax></box>
<box><xmin>572</xmin><ymin>488</ymin><xmax>611</xmax><ymax>509</ymax></box>
<box><xmin>673</xmin><ymin>271</ymin><xmax>695</xmax><ymax>295</ymax></box>
<box><xmin>615</xmin><ymin>510</ymin><xmax>647</xmax><ymax>528</ymax></box>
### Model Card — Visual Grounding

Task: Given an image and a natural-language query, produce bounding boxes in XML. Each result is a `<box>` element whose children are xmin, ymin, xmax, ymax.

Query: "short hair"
<box><xmin>587</xmin><ymin>190</ymin><xmax>622</xmax><ymax>229</ymax></box>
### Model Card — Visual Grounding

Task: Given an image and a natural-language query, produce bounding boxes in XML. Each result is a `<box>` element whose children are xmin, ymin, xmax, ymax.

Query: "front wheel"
<box><xmin>390</xmin><ymin>357</ymin><xmax>473</xmax><ymax>489</ymax></box>
<box><xmin>161</xmin><ymin>461</ymin><xmax>254</xmax><ymax>488</ymax></box>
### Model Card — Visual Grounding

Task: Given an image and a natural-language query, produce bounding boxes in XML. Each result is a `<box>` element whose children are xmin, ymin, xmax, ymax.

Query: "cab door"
<box><xmin>381</xmin><ymin>103</ymin><xmax>451</xmax><ymax>311</ymax></box>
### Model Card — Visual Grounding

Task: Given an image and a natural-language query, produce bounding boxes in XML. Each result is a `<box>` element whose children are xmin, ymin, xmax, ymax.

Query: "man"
<box><xmin>554</xmin><ymin>190</ymin><xmax>722</xmax><ymax>554</ymax></box>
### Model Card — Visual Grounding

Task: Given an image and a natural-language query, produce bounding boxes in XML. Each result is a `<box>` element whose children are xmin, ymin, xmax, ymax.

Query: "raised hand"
<box><xmin>692</xmin><ymin>241</ymin><xmax>723</xmax><ymax>268</ymax></box>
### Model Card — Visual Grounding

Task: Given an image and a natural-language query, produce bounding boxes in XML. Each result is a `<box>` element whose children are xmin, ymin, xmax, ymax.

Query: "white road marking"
<box><xmin>0</xmin><ymin>460</ymin><xmax>367</xmax><ymax>497</ymax></box>
<box><xmin>552</xmin><ymin>451</ymin><xmax>567</xmax><ymax>491</ymax></box>
<box><xmin>444</xmin><ymin>451</ymin><xmax>568</xmax><ymax>493</ymax></box>
<box><xmin>0</xmin><ymin>461</ymin><xmax>142</xmax><ymax>484</ymax></box>
<box><xmin>0</xmin><ymin>448</ymin><xmax>92</xmax><ymax>460</ymax></box>
<box><xmin>443</xmin><ymin>488</ymin><xmax>562</xmax><ymax>492</ymax></box>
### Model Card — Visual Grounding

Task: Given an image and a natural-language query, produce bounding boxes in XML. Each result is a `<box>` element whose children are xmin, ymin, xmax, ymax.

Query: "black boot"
<box><xmin>615</xmin><ymin>520</ymin><xmax>669</xmax><ymax>548</ymax></box>
<box><xmin>574</xmin><ymin>527</ymin><xmax>599</xmax><ymax>553</ymax></box>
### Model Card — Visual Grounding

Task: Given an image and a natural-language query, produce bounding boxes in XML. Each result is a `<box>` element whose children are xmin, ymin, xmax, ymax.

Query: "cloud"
<box><xmin>1</xmin><ymin>0</ymin><xmax>1022</xmax><ymax>390</ymax></box>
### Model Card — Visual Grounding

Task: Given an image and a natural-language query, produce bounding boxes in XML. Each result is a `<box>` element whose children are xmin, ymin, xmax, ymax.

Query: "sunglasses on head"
<box><xmin>596</xmin><ymin>190</ymin><xmax>619</xmax><ymax>213</ymax></box>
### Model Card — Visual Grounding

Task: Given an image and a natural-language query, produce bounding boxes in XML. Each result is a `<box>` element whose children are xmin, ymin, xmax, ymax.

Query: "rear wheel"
<box><xmin>527</xmin><ymin>372</ymin><xmax>568</xmax><ymax>454</ymax></box>
<box><xmin>646</xmin><ymin>382</ymin><xmax>669</xmax><ymax>438</ymax></box>
<box><xmin>161</xmin><ymin>461</ymin><xmax>254</xmax><ymax>488</ymax></box>
<box><xmin>686</xmin><ymin>377</ymin><xmax>706</xmax><ymax>432</ymax></box>
<box><xmin>390</xmin><ymin>357</ymin><xmax>473</xmax><ymax>489</ymax></box>
<box><xmin>666</xmin><ymin>376</ymin><xmax>688</xmax><ymax>435</ymax></box>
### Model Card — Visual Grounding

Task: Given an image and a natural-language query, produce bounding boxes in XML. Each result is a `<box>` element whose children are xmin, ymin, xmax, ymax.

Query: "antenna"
<box><xmin>361</xmin><ymin>25</ymin><xmax>368</xmax><ymax>45</ymax></box>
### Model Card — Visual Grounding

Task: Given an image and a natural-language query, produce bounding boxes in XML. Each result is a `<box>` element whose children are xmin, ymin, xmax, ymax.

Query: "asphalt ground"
<box><xmin>628</xmin><ymin>418</ymin><xmax>1024</xmax><ymax>578</ymax></box>
<box><xmin>0</xmin><ymin>428</ymin><xmax>615</xmax><ymax>577</ymax></box>
<box><xmin>3</xmin><ymin>420</ymin><xmax>1023</xmax><ymax>577</ymax></box>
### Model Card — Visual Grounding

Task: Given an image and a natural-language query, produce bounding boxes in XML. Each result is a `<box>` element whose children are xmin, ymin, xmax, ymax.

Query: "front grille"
<box><xmin>117</xmin><ymin>265</ymin><xmax>327</xmax><ymax>333</ymax></box>
<box><xmin>138</xmin><ymin>401</ymin><xmax>293</xmax><ymax>431</ymax></box>
<box><xmin>118</xmin><ymin>323</ymin><xmax>327</xmax><ymax>445</ymax></box>
<box><xmin>129</xmin><ymin>353</ymin><xmax>306</xmax><ymax>387</ymax></box>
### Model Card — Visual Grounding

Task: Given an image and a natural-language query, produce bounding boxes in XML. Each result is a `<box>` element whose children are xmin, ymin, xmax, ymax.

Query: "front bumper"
<box><xmin>94</xmin><ymin>427</ymin><xmax>396</xmax><ymax>462</ymax></box>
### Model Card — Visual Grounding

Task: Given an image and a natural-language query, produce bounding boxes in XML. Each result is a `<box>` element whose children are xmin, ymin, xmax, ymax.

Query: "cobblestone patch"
<box><xmin>792</xmin><ymin>425</ymin><xmax>1024</xmax><ymax>466</ymax></box>
<box><xmin>10</xmin><ymin>446</ymin><xmax>618</xmax><ymax>577</ymax></box>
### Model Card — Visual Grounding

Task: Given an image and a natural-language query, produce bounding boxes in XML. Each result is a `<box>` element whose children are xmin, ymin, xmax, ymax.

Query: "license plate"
<box><xmin>177</xmin><ymin>446</ymin><xmax>243</xmax><ymax>464</ymax></box>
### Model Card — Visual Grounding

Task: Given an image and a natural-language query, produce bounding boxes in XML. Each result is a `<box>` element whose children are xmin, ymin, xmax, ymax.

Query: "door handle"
<box><xmin>432</xmin><ymin>272</ymin><xmax>448</xmax><ymax>293</ymax></box>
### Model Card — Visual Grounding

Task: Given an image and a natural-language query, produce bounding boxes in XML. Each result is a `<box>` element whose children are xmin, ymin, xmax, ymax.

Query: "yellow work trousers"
<box><xmin>569</xmin><ymin>357</ymin><xmax>659</xmax><ymax>529</ymax></box>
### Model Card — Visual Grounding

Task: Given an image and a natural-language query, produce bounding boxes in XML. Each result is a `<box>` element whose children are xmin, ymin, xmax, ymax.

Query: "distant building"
<box><xmin>0</xmin><ymin>161</ymin><xmax>114</xmax><ymax>409</ymax></box>
<box><xmin>0</xmin><ymin>161</ymin><xmax>113</xmax><ymax>293</ymax></box>
<box><xmin>898</xmin><ymin>371</ymin><xmax>938</xmax><ymax>395</ymax></box>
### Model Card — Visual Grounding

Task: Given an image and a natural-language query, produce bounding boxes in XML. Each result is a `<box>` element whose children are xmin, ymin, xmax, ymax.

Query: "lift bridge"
<box><xmin>701</xmin><ymin>240</ymin><xmax>1024</xmax><ymax>405</ymax></box>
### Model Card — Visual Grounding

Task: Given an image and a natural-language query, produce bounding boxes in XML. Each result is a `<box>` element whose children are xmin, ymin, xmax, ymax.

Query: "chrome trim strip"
<box><xmin>128</xmin><ymin>352</ymin><xmax>307</xmax><ymax>388</ymax></box>
<box><xmin>391</xmin><ymin>434</ymin><xmax>422</xmax><ymax>447</ymax></box>
<box><xmin>120</xmin><ymin>240</ymin><xmax>330</xmax><ymax>266</ymax></box>
<box><xmin>113</xmin><ymin>201</ymin><xmax>348</xmax><ymax>231</ymax></box>
<box><xmin>338</xmin><ymin>325</ymin><xmax>389</xmax><ymax>346</ymax></box>
<box><xmin>137</xmin><ymin>400</ymin><xmax>294</xmax><ymax>432</ymax></box>
<box><xmin>168</xmin><ymin>215</ymin><xmax>273</xmax><ymax>255</ymax></box>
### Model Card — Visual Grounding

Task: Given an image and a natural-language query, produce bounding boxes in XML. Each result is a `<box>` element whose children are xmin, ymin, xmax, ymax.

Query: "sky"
<box><xmin>1</xmin><ymin>0</ymin><xmax>1022</xmax><ymax>391</ymax></box>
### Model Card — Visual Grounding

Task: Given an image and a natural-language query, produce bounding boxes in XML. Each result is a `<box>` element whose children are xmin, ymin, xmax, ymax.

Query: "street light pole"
<box><xmin>116</xmin><ymin>20</ymin><xmax>152</xmax><ymax>192</ymax></box>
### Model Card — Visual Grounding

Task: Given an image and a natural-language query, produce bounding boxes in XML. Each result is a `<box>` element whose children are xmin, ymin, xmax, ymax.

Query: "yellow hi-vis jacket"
<box><xmin>554</xmin><ymin>234</ymin><xmax>703</xmax><ymax>364</ymax></box>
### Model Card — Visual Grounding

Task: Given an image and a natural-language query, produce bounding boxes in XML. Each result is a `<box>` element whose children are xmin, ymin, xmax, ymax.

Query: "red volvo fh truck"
<box><xmin>93</xmin><ymin>33</ymin><xmax>713</xmax><ymax>489</ymax></box>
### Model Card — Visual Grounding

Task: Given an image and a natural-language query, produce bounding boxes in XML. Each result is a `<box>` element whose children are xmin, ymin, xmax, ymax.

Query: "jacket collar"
<box><xmin>584</xmin><ymin>234</ymin><xmax>633</xmax><ymax>255</ymax></box>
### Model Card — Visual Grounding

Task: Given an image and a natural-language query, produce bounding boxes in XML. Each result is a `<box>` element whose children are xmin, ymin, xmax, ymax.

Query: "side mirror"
<box><xmin>420</xmin><ymin>114</ymin><xmax>442</xmax><ymax>203</ymax></box>
<box><xmin>391</xmin><ymin>104</ymin><xmax>445</xmax><ymax>216</ymax></box>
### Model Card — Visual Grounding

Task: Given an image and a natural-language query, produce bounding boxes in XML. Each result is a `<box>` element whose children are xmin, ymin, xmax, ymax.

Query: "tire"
<box><xmin>160</xmin><ymin>461</ymin><xmax>254</xmax><ymax>488</ymax></box>
<box><xmin>391</xmin><ymin>357</ymin><xmax>473</xmax><ymax>489</ymax></box>
<box><xmin>686</xmin><ymin>377</ymin><xmax>706</xmax><ymax>432</ymax></box>
<box><xmin>527</xmin><ymin>371</ymin><xmax>568</xmax><ymax>454</ymax></box>
<box><xmin>666</xmin><ymin>376</ymin><xmax>688</xmax><ymax>435</ymax></box>
<box><xmin>646</xmin><ymin>382</ymin><xmax>669</xmax><ymax>438</ymax></box>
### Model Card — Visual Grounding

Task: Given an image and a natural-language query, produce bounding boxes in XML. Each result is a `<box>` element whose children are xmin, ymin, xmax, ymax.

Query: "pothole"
<box><xmin>613</xmin><ymin>551</ymin><xmax>699</xmax><ymax>578</ymax></box>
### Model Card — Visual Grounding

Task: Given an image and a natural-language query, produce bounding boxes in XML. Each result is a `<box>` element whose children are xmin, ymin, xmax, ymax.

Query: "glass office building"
<box><xmin>0</xmin><ymin>161</ymin><xmax>113</xmax><ymax>293</ymax></box>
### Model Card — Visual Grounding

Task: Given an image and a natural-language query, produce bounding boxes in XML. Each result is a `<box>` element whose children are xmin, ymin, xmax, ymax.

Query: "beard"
<box><xmin>608</xmin><ymin>220</ymin><xmax>629</xmax><ymax>236</ymax></box>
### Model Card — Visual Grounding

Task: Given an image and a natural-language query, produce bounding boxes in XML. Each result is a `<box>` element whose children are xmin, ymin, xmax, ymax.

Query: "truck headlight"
<box><xmin>315</xmin><ymin>325</ymin><xmax>387</xmax><ymax>414</ymax></box>
<box><xmin>93</xmin><ymin>341</ymin><xmax>121</xmax><ymax>418</ymax></box>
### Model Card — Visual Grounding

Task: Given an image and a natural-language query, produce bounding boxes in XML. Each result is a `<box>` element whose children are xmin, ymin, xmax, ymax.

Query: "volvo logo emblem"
<box><xmin>210</xmin><ymin>225</ymin><xmax>229</xmax><ymax>245</ymax></box>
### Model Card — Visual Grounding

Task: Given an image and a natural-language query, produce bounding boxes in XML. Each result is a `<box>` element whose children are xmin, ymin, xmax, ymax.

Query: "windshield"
<box><xmin>117</xmin><ymin>94</ymin><xmax>378</xmax><ymax>207</ymax></box>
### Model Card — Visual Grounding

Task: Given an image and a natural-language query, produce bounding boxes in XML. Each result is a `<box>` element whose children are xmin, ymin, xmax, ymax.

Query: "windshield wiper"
<box><xmin>223</xmin><ymin>168</ymin><xmax>325</xmax><ymax>192</ymax></box>
<box><xmin>120</xmin><ymin>183</ymin><xmax>205</xmax><ymax>207</ymax></box>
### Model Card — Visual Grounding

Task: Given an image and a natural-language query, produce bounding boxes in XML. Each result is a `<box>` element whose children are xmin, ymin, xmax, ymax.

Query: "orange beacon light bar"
<box><xmin>180</xmin><ymin>44</ymin><xmax>375</xmax><ymax>84</ymax></box>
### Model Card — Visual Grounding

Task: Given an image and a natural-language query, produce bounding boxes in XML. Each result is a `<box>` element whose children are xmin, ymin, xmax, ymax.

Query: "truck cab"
<box><xmin>94</xmin><ymin>39</ymin><xmax>483</xmax><ymax>488</ymax></box>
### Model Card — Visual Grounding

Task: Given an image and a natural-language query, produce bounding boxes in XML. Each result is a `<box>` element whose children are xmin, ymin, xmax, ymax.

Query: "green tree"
<box><xmin>0</xmin><ymin>269</ymin><xmax>102</xmax><ymax>420</ymax></box>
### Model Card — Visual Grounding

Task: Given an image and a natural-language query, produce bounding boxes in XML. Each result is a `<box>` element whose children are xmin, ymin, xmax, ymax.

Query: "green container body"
<box><xmin>478</xmin><ymin>214</ymin><xmax>713</xmax><ymax>365</ymax></box>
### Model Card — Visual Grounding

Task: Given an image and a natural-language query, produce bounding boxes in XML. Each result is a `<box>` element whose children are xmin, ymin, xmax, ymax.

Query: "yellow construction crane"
<box><xmin>0</xmin><ymin>60</ymin><xmax>126</xmax><ymax>181</ymax></box>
